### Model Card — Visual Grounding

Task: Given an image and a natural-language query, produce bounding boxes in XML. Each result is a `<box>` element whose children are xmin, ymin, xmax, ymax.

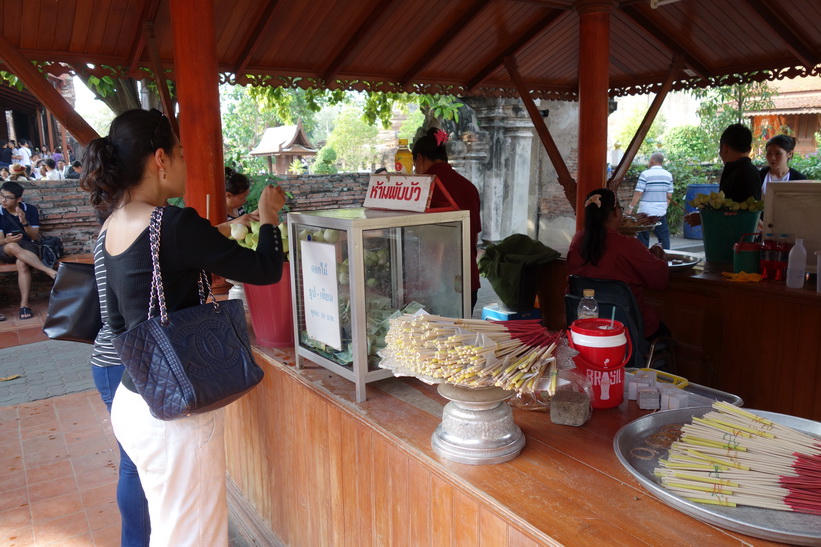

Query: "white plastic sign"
<box><xmin>300</xmin><ymin>240</ymin><xmax>342</xmax><ymax>350</ymax></box>
<box><xmin>363</xmin><ymin>174</ymin><xmax>434</xmax><ymax>212</ymax></box>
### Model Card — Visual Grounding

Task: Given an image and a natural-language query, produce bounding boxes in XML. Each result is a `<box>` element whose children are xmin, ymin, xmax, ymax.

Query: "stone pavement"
<box><xmin>0</xmin><ymin>340</ymin><xmax>94</xmax><ymax>407</ymax></box>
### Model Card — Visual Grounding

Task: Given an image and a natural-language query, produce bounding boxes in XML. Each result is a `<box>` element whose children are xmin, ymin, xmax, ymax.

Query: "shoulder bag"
<box><xmin>112</xmin><ymin>206</ymin><xmax>264</xmax><ymax>421</ymax></box>
<box><xmin>42</xmin><ymin>261</ymin><xmax>102</xmax><ymax>343</ymax></box>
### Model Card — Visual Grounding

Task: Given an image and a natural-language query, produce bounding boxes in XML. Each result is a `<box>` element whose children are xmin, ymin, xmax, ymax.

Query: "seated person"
<box><xmin>566</xmin><ymin>188</ymin><xmax>669</xmax><ymax>340</ymax></box>
<box><xmin>0</xmin><ymin>181</ymin><xmax>58</xmax><ymax>320</ymax></box>
<box><xmin>65</xmin><ymin>161</ymin><xmax>82</xmax><ymax>179</ymax></box>
<box><xmin>43</xmin><ymin>158</ymin><xmax>62</xmax><ymax>180</ymax></box>
<box><xmin>218</xmin><ymin>168</ymin><xmax>260</xmax><ymax>238</ymax></box>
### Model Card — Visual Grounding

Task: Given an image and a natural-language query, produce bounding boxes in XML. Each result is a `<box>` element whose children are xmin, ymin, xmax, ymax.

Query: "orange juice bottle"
<box><xmin>394</xmin><ymin>138</ymin><xmax>412</xmax><ymax>174</ymax></box>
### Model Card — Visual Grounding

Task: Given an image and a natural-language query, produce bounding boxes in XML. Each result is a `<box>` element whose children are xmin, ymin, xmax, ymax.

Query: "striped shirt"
<box><xmin>89</xmin><ymin>232</ymin><xmax>120</xmax><ymax>368</ymax></box>
<box><xmin>635</xmin><ymin>165</ymin><xmax>674</xmax><ymax>216</ymax></box>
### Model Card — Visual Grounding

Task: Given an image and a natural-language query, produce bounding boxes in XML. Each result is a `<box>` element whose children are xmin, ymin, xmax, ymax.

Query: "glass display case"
<box><xmin>288</xmin><ymin>208</ymin><xmax>471</xmax><ymax>401</ymax></box>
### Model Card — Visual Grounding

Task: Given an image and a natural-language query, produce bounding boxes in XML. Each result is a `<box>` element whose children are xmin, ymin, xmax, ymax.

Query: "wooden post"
<box><xmin>46</xmin><ymin>113</ymin><xmax>55</xmax><ymax>152</ymax></box>
<box><xmin>169</xmin><ymin>0</ymin><xmax>225</xmax><ymax>224</ymax></box>
<box><xmin>36</xmin><ymin>107</ymin><xmax>45</xmax><ymax>150</ymax></box>
<box><xmin>0</xmin><ymin>35</ymin><xmax>99</xmax><ymax>146</ymax></box>
<box><xmin>575</xmin><ymin>1</ymin><xmax>615</xmax><ymax>231</ymax></box>
<box><xmin>608</xmin><ymin>65</ymin><xmax>678</xmax><ymax>190</ymax></box>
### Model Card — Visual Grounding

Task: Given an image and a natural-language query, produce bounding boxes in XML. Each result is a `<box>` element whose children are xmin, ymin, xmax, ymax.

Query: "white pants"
<box><xmin>111</xmin><ymin>386</ymin><xmax>228</xmax><ymax>547</ymax></box>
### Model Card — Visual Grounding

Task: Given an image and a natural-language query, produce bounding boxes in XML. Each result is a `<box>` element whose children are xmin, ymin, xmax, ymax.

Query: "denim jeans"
<box><xmin>92</xmin><ymin>365</ymin><xmax>151</xmax><ymax>546</ymax></box>
<box><xmin>637</xmin><ymin>214</ymin><xmax>671</xmax><ymax>249</ymax></box>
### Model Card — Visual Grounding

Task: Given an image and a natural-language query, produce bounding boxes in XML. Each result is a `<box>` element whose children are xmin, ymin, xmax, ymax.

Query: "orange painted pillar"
<box><xmin>169</xmin><ymin>0</ymin><xmax>225</xmax><ymax>224</ymax></box>
<box><xmin>575</xmin><ymin>1</ymin><xmax>615</xmax><ymax>231</ymax></box>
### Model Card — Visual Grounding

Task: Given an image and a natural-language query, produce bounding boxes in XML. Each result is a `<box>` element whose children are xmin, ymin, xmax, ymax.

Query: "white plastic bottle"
<box><xmin>786</xmin><ymin>238</ymin><xmax>807</xmax><ymax>289</ymax></box>
<box><xmin>577</xmin><ymin>289</ymin><xmax>599</xmax><ymax>319</ymax></box>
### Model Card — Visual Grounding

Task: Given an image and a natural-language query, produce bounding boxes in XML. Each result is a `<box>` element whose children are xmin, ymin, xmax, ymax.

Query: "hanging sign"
<box><xmin>300</xmin><ymin>240</ymin><xmax>342</xmax><ymax>350</ymax></box>
<box><xmin>363</xmin><ymin>174</ymin><xmax>434</xmax><ymax>212</ymax></box>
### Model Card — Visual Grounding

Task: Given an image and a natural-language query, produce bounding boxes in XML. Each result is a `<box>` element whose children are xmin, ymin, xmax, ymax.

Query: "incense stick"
<box><xmin>381</xmin><ymin>314</ymin><xmax>561</xmax><ymax>392</ymax></box>
<box><xmin>653</xmin><ymin>402</ymin><xmax>821</xmax><ymax>515</ymax></box>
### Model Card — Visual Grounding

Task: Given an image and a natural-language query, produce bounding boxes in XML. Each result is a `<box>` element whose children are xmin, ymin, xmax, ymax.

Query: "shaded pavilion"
<box><xmin>0</xmin><ymin>0</ymin><xmax>819</xmax><ymax>228</ymax></box>
<box><xmin>250</xmin><ymin>120</ymin><xmax>317</xmax><ymax>176</ymax></box>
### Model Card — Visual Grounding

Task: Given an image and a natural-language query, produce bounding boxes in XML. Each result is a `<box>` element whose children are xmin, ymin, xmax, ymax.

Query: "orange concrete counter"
<box><xmin>224</xmin><ymin>347</ymin><xmax>784</xmax><ymax>546</ymax></box>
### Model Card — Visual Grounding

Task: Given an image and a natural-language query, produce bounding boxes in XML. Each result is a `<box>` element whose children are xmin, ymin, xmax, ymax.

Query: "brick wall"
<box><xmin>281</xmin><ymin>173</ymin><xmax>370</xmax><ymax>213</ymax></box>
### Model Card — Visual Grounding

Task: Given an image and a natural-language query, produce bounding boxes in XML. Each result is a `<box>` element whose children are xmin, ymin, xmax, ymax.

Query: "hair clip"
<box><xmin>435</xmin><ymin>129</ymin><xmax>449</xmax><ymax>147</ymax></box>
<box><xmin>584</xmin><ymin>194</ymin><xmax>602</xmax><ymax>208</ymax></box>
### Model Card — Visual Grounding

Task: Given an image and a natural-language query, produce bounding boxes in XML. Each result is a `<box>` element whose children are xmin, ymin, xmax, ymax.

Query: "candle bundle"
<box><xmin>654</xmin><ymin>401</ymin><xmax>821</xmax><ymax>515</ymax></box>
<box><xmin>380</xmin><ymin>313</ymin><xmax>561</xmax><ymax>392</ymax></box>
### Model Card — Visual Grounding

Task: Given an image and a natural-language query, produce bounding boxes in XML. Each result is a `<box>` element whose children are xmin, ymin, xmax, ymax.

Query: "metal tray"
<box><xmin>624</xmin><ymin>370</ymin><xmax>743</xmax><ymax>408</ymax></box>
<box><xmin>665</xmin><ymin>250</ymin><xmax>701</xmax><ymax>271</ymax></box>
<box><xmin>618</xmin><ymin>222</ymin><xmax>661</xmax><ymax>236</ymax></box>
<box><xmin>614</xmin><ymin>407</ymin><xmax>821</xmax><ymax>545</ymax></box>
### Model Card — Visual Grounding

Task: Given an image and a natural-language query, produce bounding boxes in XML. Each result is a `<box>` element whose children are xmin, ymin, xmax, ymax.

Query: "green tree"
<box><xmin>616</xmin><ymin>107</ymin><xmax>667</xmax><ymax>160</ymax></box>
<box><xmin>220</xmin><ymin>85</ymin><xmax>281</xmax><ymax>174</ymax></box>
<box><xmin>324</xmin><ymin>106</ymin><xmax>379</xmax><ymax>171</ymax></box>
<box><xmin>662</xmin><ymin>125</ymin><xmax>714</xmax><ymax>163</ymax></box>
<box><xmin>691</xmin><ymin>81</ymin><xmax>775</xmax><ymax>157</ymax></box>
<box><xmin>312</xmin><ymin>146</ymin><xmax>338</xmax><ymax>174</ymax></box>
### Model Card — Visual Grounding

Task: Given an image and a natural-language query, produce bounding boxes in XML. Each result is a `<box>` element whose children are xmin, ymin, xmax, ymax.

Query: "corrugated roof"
<box><xmin>1</xmin><ymin>0</ymin><xmax>821</xmax><ymax>100</ymax></box>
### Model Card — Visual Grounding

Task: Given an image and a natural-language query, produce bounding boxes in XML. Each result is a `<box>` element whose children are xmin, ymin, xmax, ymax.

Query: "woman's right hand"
<box><xmin>258</xmin><ymin>185</ymin><xmax>286</xmax><ymax>226</ymax></box>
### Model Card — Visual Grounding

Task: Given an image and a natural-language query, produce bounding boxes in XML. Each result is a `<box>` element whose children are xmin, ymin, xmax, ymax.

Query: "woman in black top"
<box><xmin>81</xmin><ymin>109</ymin><xmax>286</xmax><ymax>546</ymax></box>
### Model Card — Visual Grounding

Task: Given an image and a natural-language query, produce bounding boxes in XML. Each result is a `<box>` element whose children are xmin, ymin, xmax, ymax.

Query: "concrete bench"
<box><xmin>0</xmin><ymin>253</ymin><xmax>93</xmax><ymax>273</ymax></box>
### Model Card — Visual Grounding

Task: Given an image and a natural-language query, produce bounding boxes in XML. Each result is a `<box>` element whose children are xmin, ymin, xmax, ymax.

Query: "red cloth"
<box><xmin>424</xmin><ymin>162</ymin><xmax>482</xmax><ymax>292</ymax></box>
<box><xmin>567</xmin><ymin>228</ymin><xmax>668</xmax><ymax>337</ymax></box>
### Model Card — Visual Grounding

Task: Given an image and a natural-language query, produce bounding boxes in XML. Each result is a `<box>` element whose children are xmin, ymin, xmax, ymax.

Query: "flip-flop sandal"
<box><xmin>19</xmin><ymin>307</ymin><xmax>33</xmax><ymax>320</ymax></box>
<box><xmin>0</xmin><ymin>313</ymin><xmax>6</xmax><ymax>321</ymax></box>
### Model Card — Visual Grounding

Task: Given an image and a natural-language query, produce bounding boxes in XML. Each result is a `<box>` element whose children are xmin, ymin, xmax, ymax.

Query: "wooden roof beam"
<box><xmin>233</xmin><ymin>0</ymin><xmax>282</xmax><ymax>77</ymax></box>
<box><xmin>400</xmin><ymin>0</ymin><xmax>491</xmax><ymax>89</ymax></box>
<box><xmin>0</xmin><ymin>36</ymin><xmax>99</xmax><ymax>145</ymax></box>
<box><xmin>467</xmin><ymin>9</ymin><xmax>565</xmax><ymax>92</ymax></box>
<box><xmin>322</xmin><ymin>0</ymin><xmax>397</xmax><ymax>83</ymax></box>
<box><xmin>145</xmin><ymin>23</ymin><xmax>180</xmax><ymax>136</ymax></box>
<box><xmin>620</xmin><ymin>4</ymin><xmax>711</xmax><ymax>81</ymax></box>
<box><xmin>125</xmin><ymin>0</ymin><xmax>163</xmax><ymax>77</ymax></box>
<box><xmin>743</xmin><ymin>0</ymin><xmax>817</xmax><ymax>69</ymax></box>
<box><xmin>609</xmin><ymin>64</ymin><xmax>678</xmax><ymax>192</ymax></box>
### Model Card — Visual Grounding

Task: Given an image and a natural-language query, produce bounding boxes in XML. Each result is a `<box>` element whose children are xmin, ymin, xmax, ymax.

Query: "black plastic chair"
<box><xmin>565</xmin><ymin>275</ymin><xmax>676</xmax><ymax>371</ymax></box>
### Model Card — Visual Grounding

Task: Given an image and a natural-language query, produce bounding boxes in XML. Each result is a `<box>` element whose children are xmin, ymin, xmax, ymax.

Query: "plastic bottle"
<box><xmin>394</xmin><ymin>138</ymin><xmax>412</xmax><ymax>174</ymax></box>
<box><xmin>760</xmin><ymin>233</ymin><xmax>776</xmax><ymax>280</ymax></box>
<box><xmin>577</xmin><ymin>289</ymin><xmax>599</xmax><ymax>320</ymax></box>
<box><xmin>774</xmin><ymin>234</ymin><xmax>792</xmax><ymax>282</ymax></box>
<box><xmin>786</xmin><ymin>238</ymin><xmax>807</xmax><ymax>289</ymax></box>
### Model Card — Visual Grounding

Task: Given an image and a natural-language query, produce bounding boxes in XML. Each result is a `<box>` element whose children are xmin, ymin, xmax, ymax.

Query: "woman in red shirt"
<box><xmin>567</xmin><ymin>188</ymin><xmax>669</xmax><ymax>339</ymax></box>
<box><xmin>412</xmin><ymin>128</ymin><xmax>482</xmax><ymax>312</ymax></box>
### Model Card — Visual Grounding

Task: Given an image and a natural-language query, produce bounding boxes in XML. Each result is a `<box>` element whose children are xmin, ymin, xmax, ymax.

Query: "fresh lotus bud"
<box><xmin>298</xmin><ymin>229</ymin><xmax>310</xmax><ymax>241</ymax></box>
<box><xmin>311</xmin><ymin>230</ymin><xmax>324</xmax><ymax>242</ymax></box>
<box><xmin>230</xmin><ymin>223</ymin><xmax>248</xmax><ymax>240</ymax></box>
<box><xmin>323</xmin><ymin>229</ymin><xmax>339</xmax><ymax>244</ymax></box>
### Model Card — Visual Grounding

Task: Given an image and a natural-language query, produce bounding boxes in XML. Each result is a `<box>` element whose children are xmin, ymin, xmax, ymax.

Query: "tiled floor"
<box><xmin>0</xmin><ymin>298</ymin><xmax>50</xmax><ymax>349</ymax></box>
<box><xmin>0</xmin><ymin>390</ymin><xmax>122</xmax><ymax>546</ymax></box>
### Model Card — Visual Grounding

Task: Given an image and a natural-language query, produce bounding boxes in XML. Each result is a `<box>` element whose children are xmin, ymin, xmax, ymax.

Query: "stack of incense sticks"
<box><xmin>654</xmin><ymin>401</ymin><xmax>821</xmax><ymax>515</ymax></box>
<box><xmin>381</xmin><ymin>313</ymin><xmax>561</xmax><ymax>392</ymax></box>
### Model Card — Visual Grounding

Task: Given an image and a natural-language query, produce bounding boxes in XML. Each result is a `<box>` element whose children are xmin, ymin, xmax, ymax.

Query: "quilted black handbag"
<box><xmin>112</xmin><ymin>207</ymin><xmax>264</xmax><ymax>421</ymax></box>
<box><xmin>42</xmin><ymin>261</ymin><xmax>102</xmax><ymax>343</ymax></box>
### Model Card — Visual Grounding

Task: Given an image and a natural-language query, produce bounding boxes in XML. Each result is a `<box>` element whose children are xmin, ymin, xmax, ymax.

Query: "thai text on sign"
<box><xmin>300</xmin><ymin>240</ymin><xmax>342</xmax><ymax>350</ymax></box>
<box><xmin>363</xmin><ymin>174</ymin><xmax>434</xmax><ymax>212</ymax></box>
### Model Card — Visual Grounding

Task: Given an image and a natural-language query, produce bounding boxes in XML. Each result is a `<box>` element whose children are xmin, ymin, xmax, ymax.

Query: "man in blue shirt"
<box><xmin>629</xmin><ymin>153</ymin><xmax>674</xmax><ymax>249</ymax></box>
<box><xmin>0</xmin><ymin>181</ymin><xmax>57</xmax><ymax>319</ymax></box>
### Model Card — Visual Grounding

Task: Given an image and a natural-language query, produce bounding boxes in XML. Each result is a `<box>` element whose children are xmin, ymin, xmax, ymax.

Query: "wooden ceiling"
<box><xmin>2</xmin><ymin>0</ymin><xmax>821</xmax><ymax>100</ymax></box>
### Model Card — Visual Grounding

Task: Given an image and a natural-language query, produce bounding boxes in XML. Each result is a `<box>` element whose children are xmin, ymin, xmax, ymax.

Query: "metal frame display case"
<box><xmin>288</xmin><ymin>208</ymin><xmax>471</xmax><ymax>401</ymax></box>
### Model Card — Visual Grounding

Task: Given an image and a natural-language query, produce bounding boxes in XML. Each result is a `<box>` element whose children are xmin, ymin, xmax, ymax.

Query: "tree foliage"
<box><xmin>324</xmin><ymin>106</ymin><xmax>379</xmax><ymax>171</ymax></box>
<box><xmin>691</xmin><ymin>81</ymin><xmax>775</xmax><ymax>152</ymax></box>
<box><xmin>312</xmin><ymin>146</ymin><xmax>338</xmax><ymax>174</ymax></box>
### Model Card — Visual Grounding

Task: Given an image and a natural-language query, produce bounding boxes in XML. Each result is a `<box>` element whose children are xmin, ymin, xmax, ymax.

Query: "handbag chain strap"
<box><xmin>147</xmin><ymin>206</ymin><xmax>219</xmax><ymax>326</ymax></box>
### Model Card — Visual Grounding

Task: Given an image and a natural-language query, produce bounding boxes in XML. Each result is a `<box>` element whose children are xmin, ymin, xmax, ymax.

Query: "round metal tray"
<box><xmin>618</xmin><ymin>222</ymin><xmax>661</xmax><ymax>236</ymax></box>
<box><xmin>665</xmin><ymin>250</ymin><xmax>701</xmax><ymax>271</ymax></box>
<box><xmin>613</xmin><ymin>407</ymin><xmax>821</xmax><ymax>545</ymax></box>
